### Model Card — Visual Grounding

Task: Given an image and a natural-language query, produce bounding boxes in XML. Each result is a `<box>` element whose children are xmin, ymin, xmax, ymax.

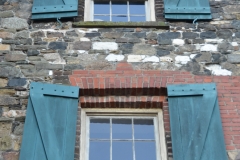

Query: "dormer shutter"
<box><xmin>164</xmin><ymin>0</ymin><xmax>212</xmax><ymax>20</ymax></box>
<box><xmin>31</xmin><ymin>0</ymin><xmax>78</xmax><ymax>19</ymax></box>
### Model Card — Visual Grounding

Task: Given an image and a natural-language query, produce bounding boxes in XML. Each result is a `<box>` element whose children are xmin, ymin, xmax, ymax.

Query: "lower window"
<box><xmin>80</xmin><ymin>109</ymin><xmax>167</xmax><ymax>160</ymax></box>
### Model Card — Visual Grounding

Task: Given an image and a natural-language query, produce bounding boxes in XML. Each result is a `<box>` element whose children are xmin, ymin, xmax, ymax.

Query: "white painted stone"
<box><xmin>200</xmin><ymin>44</ymin><xmax>217</xmax><ymax>52</ymax></box>
<box><xmin>77</xmin><ymin>50</ymin><xmax>88</xmax><ymax>54</ymax></box>
<box><xmin>205</xmin><ymin>64</ymin><xmax>232</xmax><ymax>76</ymax></box>
<box><xmin>205</xmin><ymin>39</ymin><xmax>224</xmax><ymax>44</ymax></box>
<box><xmin>127</xmin><ymin>55</ymin><xmax>145</xmax><ymax>62</ymax></box>
<box><xmin>175</xmin><ymin>56</ymin><xmax>190</xmax><ymax>65</ymax></box>
<box><xmin>80</xmin><ymin>37</ymin><xmax>90</xmax><ymax>41</ymax></box>
<box><xmin>77</xmin><ymin>29</ymin><xmax>86</xmax><ymax>33</ymax></box>
<box><xmin>88</xmin><ymin>28</ymin><xmax>98</xmax><ymax>32</ymax></box>
<box><xmin>231</xmin><ymin>42</ymin><xmax>238</xmax><ymax>46</ymax></box>
<box><xmin>190</xmin><ymin>54</ymin><xmax>197</xmax><ymax>59</ymax></box>
<box><xmin>105</xmin><ymin>54</ymin><xmax>124</xmax><ymax>61</ymax></box>
<box><xmin>159</xmin><ymin>57</ymin><xmax>173</xmax><ymax>63</ymax></box>
<box><xmin>93</xmin><ymin>42</ymin><xmax>118</xmax><ymax>50</ymax></box>
<box><xmin>142</xmin><ymin>56</ymin><xmax>159</xmax><ymax>62</ymax></box>
<box><xmin>49</xmin><ymin>70</ymin><xmax>53</xmax><ymax>75</ymax></box>
<box><xmin>210</xmin><ymin>21</ymin><xmax>231</xmax><ymax>25</ymax></box>
<box><xmin>0</xmin><ymin>38</ymin><xmax>2</xmax><ymax>43</ymax></box>
<box><xmin>172</xmin><ymin>39</ymin><xmax>185</xmax><ymax>46</ymax></box>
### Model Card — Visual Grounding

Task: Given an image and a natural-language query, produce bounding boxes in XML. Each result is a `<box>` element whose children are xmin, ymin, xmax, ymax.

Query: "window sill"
<box><xmin>72</xmin><ymin>21</ymin><xmax>169</xmax><ymax>29</ymax></box>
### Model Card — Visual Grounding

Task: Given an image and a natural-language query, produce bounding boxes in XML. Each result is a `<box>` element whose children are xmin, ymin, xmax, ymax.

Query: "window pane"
<box><xmin>135</xmin><ymin>142</ymin><xmax>157</xmax><ymax>160</ymax></box>
<box><xmin>130</xmin><ymin>16</ymin><xmax>146</xmax><ymax>22</ymax></box>
<box><xmin>94</xmin><ymin>15</ymin><xmax>110</xmax><ymax>21</ymax></box>
<box><xmin>112</xmin><ymin>16</ymin><xmax>128</xmax><ymax>22</ymax></box>
<box><xmin>89</xmin><ymin>141</ymin><xmax>110</xmax><ymax>160</ymax></box>
<box><xmin>112</xmin><ymin>2</ymin><xmax>127</xmax><ymax>14</ymax></box>
<box><xmin>90</xmin><ymin>118</ymin><xmax>110</xmax><ymax>139</ymax></box>
<box><xmin>134</xmin><ymin>119</ymin><xmax>155</xmax><ymax>139</ymax></box>
<box><xmin>94</xmin><ymin>2</ymin><xmax>109</xmax><ymax>14</ymax></box>
<box><xmin>113</xmin><ymin>141</ymin><xmax>133</xmax><ymax>160</ymax></box>
<box><xmin>129</xmin><ymin>2</ymin><xmax>145</xmax><ymax>14</ymax></box>
<box><xmin>112</xmin><ymin>119</ymin><xmax>132</xmax><ymax>139</ymax></box>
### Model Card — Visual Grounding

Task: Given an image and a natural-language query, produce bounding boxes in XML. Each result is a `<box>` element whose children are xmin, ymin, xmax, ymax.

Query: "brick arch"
<box><xmin>69</xmin><ymin>62</ymin><xmax>173</xmax><ymax>108</ymax></box>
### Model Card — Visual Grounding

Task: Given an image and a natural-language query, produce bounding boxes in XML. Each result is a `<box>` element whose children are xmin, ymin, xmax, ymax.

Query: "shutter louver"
<box><xmin>164</xmin><ymin>0</ymin><xmax>212</xmax><ymax>20</ymax></box>
<box><xmin>167</xmin><ymin>83</ymin><xmax>227</xmax><ymax>160</ymax></box>
<box><xmin>19</xmin><ymin>82</ymin><xmax>79</xmax><ymax>160</ymax></box>
<box><xmin>31</xmin><ymin>0</ymin><xmax>78</xmax><ymax>19</ymax></box>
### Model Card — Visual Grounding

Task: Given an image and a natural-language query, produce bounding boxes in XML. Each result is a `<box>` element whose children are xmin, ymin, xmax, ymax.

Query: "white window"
<box><xmin>84</xmin><ymin>0</ymin><xmax>156</xmax><ymax>21</ymax></box>
<box><xmin>80</xmin><ymin>109</ymin><xmax>167</xmax><ymax>160</ymax></box>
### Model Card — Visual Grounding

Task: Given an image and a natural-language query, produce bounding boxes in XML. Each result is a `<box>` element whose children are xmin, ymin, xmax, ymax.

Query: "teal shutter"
<box><xmin>19</xmin><ymin>82</ymin><xmax>79</xmax><ymax>160</ymax></box>
<box><xmin>167</xmin><ymin>83</ymin><xmax>227</xmax><ymax>160</ymax></box>
<box><xmin>164</xmin><ymin>0</ymin><xmax>212</xmax><ymax>20</ymax></box>
<box><xmin>32</xmin><ymin>0</ymin><xmax>78</xmax><ymax>19</ymax></box>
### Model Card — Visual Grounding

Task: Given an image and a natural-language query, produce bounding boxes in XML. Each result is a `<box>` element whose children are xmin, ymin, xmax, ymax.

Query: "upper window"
<box><xmin>80</xmin><ymin>109</ymin><xmax>167</xmax><ymax>160</ymax></box>
<box><xmin>84</xmin><ymin>0</ymin><xmax>156</xmax><ymax>21</ymax></box>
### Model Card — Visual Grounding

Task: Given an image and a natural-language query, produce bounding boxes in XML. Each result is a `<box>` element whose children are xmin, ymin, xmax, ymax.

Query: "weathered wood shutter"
<box><xmin>167</xmin><ymin>83</ymin><xmax>227</xmax><ymax>160</ymax></box>
<box><xmin>31</xmin><ymin>0</ymin><xmax>78</xmax><ymax>19</ymax></box>
<box><xmin>164</xmin><ymin>0</ymin><xmax>212</xmax><ymax>20</ymax></box>
<box><xmin>19</xmin><ymin>82</ymin><xmax>79</xmax><ymax>160</ymax></box>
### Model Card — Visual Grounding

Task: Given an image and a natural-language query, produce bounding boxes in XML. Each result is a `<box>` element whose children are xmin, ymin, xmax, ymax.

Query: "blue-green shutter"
<box><xmin>167</xmin><ymin>83</ymin><xmax>227</xmax><ymax>160</ymax></box>
<box><xmin>164</xmin><ymin>0</ymin><xmax>212</xmax><ymax>20</ymax></box>
<box><xmin>19</xmin><ymin>82</ymin><xmax>79</xmax><ymax>160</ymax></box>
<box><xmin>31</xmin><ymin>0</ymin><xmax>78</xmax><ymax>19</ymax></box>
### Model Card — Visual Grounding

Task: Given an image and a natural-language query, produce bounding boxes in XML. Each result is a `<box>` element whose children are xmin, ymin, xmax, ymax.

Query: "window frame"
<box><xmin>84</xmin><ymin>0</ymin><xmax>156</xmax><ymax>21</ymax></box>
<box><xmin>80</xmin><ymin>108</ymin><xmax>167</xmax><ymax>160</ymax></box>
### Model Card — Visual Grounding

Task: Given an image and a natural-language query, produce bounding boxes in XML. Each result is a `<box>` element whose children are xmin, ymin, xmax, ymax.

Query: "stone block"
<box><xmin>2</xmin><ymin>152</ymin><xmax>19</xmax><ymax>160</ymax></box>
<box><xmin>0</xmin><ymin>79</ymin><xmax>7</xmax><ymax>87</ymax></box>
<box><xmin>175</xmin><ymin>56</ymin><xmax>190</xmax><ymax>65</ymax></box>
<box><xmin>66</xmin><ymin>30</ymin><xmax>78</xmax><ymax>37</ymax></box>
<box><xmin>30</xmin><ymin>31</ymin><xmax>45</xmax><ymax>38</ymax></box>
<box><xmin>0</xmin><ymin>10</ymin><xmax>14</xmax><ymax>18</ymax></box>
<box><xmin>200</xmin><ymin>31</ymin><xmax>217</xmax><ymax>39</ymax></box>
<box><xmin>146</xmin><ymin>32</ymin><xmax>157</xmax><ymax>40</ymax></box>
<box><xmin>0</xmin><ymin>66</ymin><xmax>23</xmax><ymax>78</ymax></box>
<box><xmin>0</xmin><ymin>121</ymin><xmax>12</xmax><ymax>135</ymax></box>
<box><xmin>158</xmin><ymin>32</ymin><xmax>180</xmax><ymax>45</ymax></box>
<box><xmin>0</xmin><ymin>136</ymin><xmax>12</xmax><ymax>150</ymax></box>
<box><xmin>73</xmin><ymin>41</ymin><xmax>91</xmax><ymax>50</ymax></box>
<box><xmin>3</xmin><ymin>110</ymin><xmax>26</xmax><ymax>118</ymax></box>
<box><xmin>0</xmin><ymin>96</ymin><xmax>18</xmax><ymax>106</ymax></box>
<box><xmin>47</xmin><ymin>31</ymin><xmax>64</xmax><ymax>38</ymax></box>
<box><xmin>92</xmin><ymin>42</ymin><xmax>118</xmax><ymax>50</ymax></box>
<box><xmin>12</xmin><ymin>136</ymin><xmax>22</xmax><ymax>151</ymax></box>
<box><xmin>200</xmin><ymin>44</ymin><xmax>217</xmax><ymax>52</ymax></box>
<box><xmin>0</xmin><ymin>89</ymin><xmax>15</xmax><ymax>96</ymax></box>
<box><xmin>182</xmin><ymin>32</ymin><xmax>199</xmax><ymax>39</ymax></box>
<box><xmin>157</xmin><ymin>49</ymin><xmax>170</xmax><ymax>57</ymax></box>
<box><xmin>7</xmin><ymin>78</ymin><xmax>27</xmax><ymax>87</ymax></box>
<box><xmin>227</xmin><ymin>54</ymin><xmax>240</xmax><ymax>63</ymax></box>
<box><xmin>205</xmin><ymin>64</ymin><xmax>232</xmax><ymax>76</ymax></box>
<box><xmin>132</xmin><ymin>44</ymin><xmax>156</xmax><ymax>55</ymax></box>
<box><xmin>14</xmin><ymin>30</ymin><xmax>30</xmax><ymax>39</ymax></box>
<box><xmin>0</xmin><ymin>45</ymin><xmax>10</xmax><ymax>51</ymax></box>
<box><xmin>5</xmin><ymin>53</ymin><xmax>26</xmax><ymax>62</ymax></box>
<box><xmin>0</xmin><ymin>32</ymin><xmax>14</xmax><ymax>39</ymax></box>
<box><xmin>216</xmin><ymin>30</ymin><xmax>232</xmax><ymax>39</ymax></box>
<box><xmin>48</xmin><ymin>42</ymin><xmax>68</xmax><ymax>50</ymax></box>
<box><xmin>127</xmin><ymin>55</ymin><xmax>145</xmax><ymax>62</ymax></box>
<box><xmin>27</xmin><ymin>50</ymin><xmax>40</xmax><ymax>56</ymax></box>
<box><xmin>102</xmin><ymin>32</ymin><xmax>123</xmax><ymax>39</ymax></box>
<box><xmin>172</xmin><ymin>39</ymin><xmax>184</xmax><ymax>46</ymax></box>
<box><xmin>1</xmin><ymin>17</ymin><xmax>28</xmax><ymax>31</ymax></box>
<box><xmin>84</xmin><ymin>33</ymin><xmax>101</xmax><ymax>37</ymax></box>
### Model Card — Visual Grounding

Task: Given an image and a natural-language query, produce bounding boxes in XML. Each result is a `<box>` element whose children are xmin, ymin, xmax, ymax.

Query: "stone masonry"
<box><xmin>0</xmin><ymin>0</ymin><xmax>240</xmax><ymax>159</ymax></box>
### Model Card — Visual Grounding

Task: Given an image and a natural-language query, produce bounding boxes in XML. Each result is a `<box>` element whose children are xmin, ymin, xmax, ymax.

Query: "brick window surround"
<box><xmin>69</xmin><ymin>62</ymin><xmax>240</xmax><ymax>159</ymax></box>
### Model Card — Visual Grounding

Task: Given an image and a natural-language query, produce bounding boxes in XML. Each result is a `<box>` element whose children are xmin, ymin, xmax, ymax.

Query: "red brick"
<box><xmin>226</xmin><ymin>145</ymin><xmax>235</xmax><ymax>150</ymax></box>
<box><xmin>72</xmin><ymin>70</ymin><xmax>88</xmax><ymax>75</ymax></box>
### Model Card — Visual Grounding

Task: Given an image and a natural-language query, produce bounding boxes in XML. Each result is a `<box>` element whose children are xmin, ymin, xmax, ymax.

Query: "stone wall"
<box><xmin>0</xmin><ymin>0</ymin><xmax>240</xmax><ymax>159</ymax></box>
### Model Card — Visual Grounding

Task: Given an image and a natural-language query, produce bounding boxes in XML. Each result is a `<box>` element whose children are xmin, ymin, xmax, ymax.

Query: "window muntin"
<box><xmin>89</xmin><ymin>117</ymin><xmax>157</xmax><ymax>160</ymax></box>
<box><xmin>93</xmin><ymin>1</ymin><xmax>146</xmax><ymax>22</ymax></box>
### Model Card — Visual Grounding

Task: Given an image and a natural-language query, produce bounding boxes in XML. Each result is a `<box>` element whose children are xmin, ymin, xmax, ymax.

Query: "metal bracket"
<box><xmin>193</xmin><ymin>17</ymin><xmax>198</xmax><ymax>24</ymax></box>
<box><xmin>57</xmin><ymin>17</ymin><xmax>62</xmax><ymax>29</ymax></box>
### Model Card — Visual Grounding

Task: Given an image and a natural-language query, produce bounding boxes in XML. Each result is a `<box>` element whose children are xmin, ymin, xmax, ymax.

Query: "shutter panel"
<box><xmin>19</xmin><ymin>82</ymin><xmax>79</xmax><ymax>160</ymax></box>
<box><xmin>164</xmin><ymin>0</ymin><xmax>212</xmax><ymax>20</ymax></box>
<box><xmin>31</xmin><ymin>0</ymin><xmax>78</xmax><ymax>19</ymax></box>
<box><xmin>167</xmin><ymin>83</ymin><xmax>227</xmax><ymax>160</ymax></box>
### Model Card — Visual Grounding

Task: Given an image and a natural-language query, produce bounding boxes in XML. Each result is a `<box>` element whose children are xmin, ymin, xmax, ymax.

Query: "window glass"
<box><xmin>135</xmin><ymin>142</ymin><xmax>157</xmax><ymax>160</ymax></box>
<box><xmin>112</xmin><ymin>141</ymin><xmax>133</xmax><ymax>160</ymax></box>
<box><xmin>130</xmin><ymin>16</ymin><xmax>146</xmax><ymax>22</ymax></box>
<box><xmin>94</xmin><ymin>2</ymin><xmax>109</xmax><ymax>14</ymax></box>
<box><xmin>90</xmin><ymin>118</ymin><xmax>110</xmax><ymax>139</ymax></box>
<box><xmin>94</xmin><ymin>15</ymin><xmax>110</xmax><ymax>21</ymax></box>
<box><xmin>129</xmin><ymin>2</ymin><xmax>145</xmax><ymax>14</ymax></box>
<box><xmin>112</xmin><ymin>2</ymin><xmax>127</xmax><ymax>14</ymax></box>
<box><xmin>112</xmin><ymin>119</ymin><xmax>132</xmax><ymax>139</ymax></box>
<box><xmin>134</xmin><ymin>119</ymin><xmax>155</xmax><ymax>139</ymax></box>
<box><xmin>89</xmin><ymin>141</ymin><xmax>110</xmax><ymax>160</ymax></box>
